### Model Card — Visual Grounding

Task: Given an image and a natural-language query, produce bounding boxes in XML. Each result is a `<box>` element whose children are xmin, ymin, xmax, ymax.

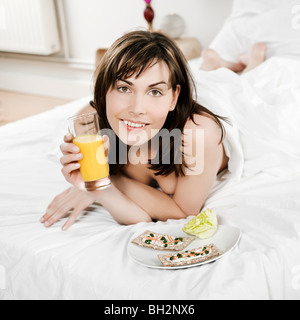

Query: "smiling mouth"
<box><xmin>122</xmin><ymin>119</ymin><xmax>150</xmax><ymax>129</ymax></box>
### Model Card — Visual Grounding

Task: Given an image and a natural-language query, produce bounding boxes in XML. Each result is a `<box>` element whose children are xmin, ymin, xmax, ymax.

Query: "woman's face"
<box><xmin>106</xmin><ymin>61</ymin><xmax>180</xmax><ymax>147</ymax></box>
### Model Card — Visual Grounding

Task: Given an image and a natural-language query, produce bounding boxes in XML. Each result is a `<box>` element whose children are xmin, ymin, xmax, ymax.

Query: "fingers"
<box><xmin>60</xmin><ymin>142</ymin><xmax>80</xmax><ymax>156</ymax></box>
<box><xmin>40</xmin><ymin>188</ymin><xmax>83</xmax><ymax>230</ymax></box>
<box><xmin>64</xmin><ymin>133</ymin><xmax>74</xmax><ymax>143</ymax></box>
<box><xmin>61</xmin><ymin>162</ymin><xmax>81</xmax><ymax>177</ymax></box>
<box><xmin>41</xmin><ymin>189</ymin><xmax>74</xmax><ymax>227</ymax></box>
<box><xmin>62</xmin><ymin>208</ymin><xmax>83</xmax><ymax>231</ymax></box>
<box><xmin>60</xmin><ymin>153</ymin><xmax>83</xmax><ymax>166</ymax></box>
<box><xmin>60</xmin><ymin>133</ymin><xmax>79</xmax><ymax>156</ymax></box>
<box><xmin>41</xmin><ymin>187</ymin><xmax>95</xmax><ymax>231</ymax></box>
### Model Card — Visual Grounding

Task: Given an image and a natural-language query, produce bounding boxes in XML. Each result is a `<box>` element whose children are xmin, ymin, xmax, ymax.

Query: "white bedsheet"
<box><xmin>0</xmin><ymin>57</ymin><xmax>300</xmax><ymax>300</ymax></box>
<box><xmin>209</xmin><ymin>0</ymin><xmax>300</xmax><ymax>62</ymax></box>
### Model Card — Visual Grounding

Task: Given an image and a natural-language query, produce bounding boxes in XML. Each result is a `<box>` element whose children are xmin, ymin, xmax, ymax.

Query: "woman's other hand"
<box><xmin>40</xmin><ymin>187</ymin><xmax>97</xmax><ymax>231</ymax></box>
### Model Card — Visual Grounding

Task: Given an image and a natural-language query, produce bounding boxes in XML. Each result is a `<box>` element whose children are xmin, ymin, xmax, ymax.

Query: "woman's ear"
<box><xmin>170</xmin><ymin>85</ymin><xmax>181</xmax><ymax>111</ymax></box>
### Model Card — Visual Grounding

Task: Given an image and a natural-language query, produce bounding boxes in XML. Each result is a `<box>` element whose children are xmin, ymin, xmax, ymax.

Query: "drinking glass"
<box><xmin>68</xmin><ymin>112</ymin><xmax>111</xmax><ymax>191</ymax></box>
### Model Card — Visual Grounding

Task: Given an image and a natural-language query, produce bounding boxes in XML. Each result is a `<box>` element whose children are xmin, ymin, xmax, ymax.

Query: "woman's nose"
<box><xmin>128</xmin><ymin>94</ymin><xmax>146</xmax><ymax>115</ymax></box>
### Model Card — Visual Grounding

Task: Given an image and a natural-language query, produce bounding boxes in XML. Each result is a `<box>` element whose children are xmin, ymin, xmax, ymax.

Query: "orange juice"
<box><xmin>73</xmin><ymin>134</ymin><xmax>109</xmax><ymax>182</ymax></box>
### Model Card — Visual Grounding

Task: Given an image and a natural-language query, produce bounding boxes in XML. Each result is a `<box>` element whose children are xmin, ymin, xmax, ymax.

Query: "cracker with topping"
<box><xmin>132</xmin><ymin>230</ymin><xmax>194</xmax><ymax>251</ymax></box>
<box><xmin>158</xmin><ymin>244</ymin><xmax>222</xmax><ymax>267</ymax></box>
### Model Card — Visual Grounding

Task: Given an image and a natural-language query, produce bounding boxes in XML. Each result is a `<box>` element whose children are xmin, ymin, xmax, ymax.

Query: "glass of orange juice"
<box><xmin>68</xmin><ymin>112</ymin><xmax>111</xmax><ymax>191</ymax></box>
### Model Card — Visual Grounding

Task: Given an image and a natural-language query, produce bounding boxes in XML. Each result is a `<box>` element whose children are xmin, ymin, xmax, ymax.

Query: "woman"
<box><xmin>40</xmin><ymin>31</ymin><xmax>229</xmax><ymax>231</ymax></box>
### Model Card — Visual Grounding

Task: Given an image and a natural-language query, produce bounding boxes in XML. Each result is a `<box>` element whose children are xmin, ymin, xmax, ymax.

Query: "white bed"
<box><xmin>0</xmin><ymin>55</ymin><xmax>299</xmax><ymax>300</ymax></box>
<box><xmin>1</xmin><ymin>1</ymin><xmax>300</xmax><ymax>301</ymax></box>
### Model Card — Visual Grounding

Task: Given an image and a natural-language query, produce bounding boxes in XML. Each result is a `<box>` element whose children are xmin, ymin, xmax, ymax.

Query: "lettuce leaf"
<box><xmin>183</xmin><ymin>209</ymin><xmax>218</xmax><ymax>239</ymax></box>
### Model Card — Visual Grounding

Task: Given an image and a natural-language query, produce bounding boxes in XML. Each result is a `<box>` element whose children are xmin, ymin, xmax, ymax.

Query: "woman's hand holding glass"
<box><xmin>60</xmin><ymin>133</ymin><xmax>110</xmax><ymax>189</ymax></box>
<box><xmin>40</xmin><ymin>133</ymin><xmax>110</xmax><ymax>231</ymax></box>
<box><xmin>60</xmin><ymin>133</ymin><xmax>84</xmax><ymax>189</ymax></box>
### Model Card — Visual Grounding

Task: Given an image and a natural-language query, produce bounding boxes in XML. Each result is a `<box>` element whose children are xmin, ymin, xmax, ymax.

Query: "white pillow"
<box><xmin>191</xmin><ymin>56</ymin><xmax>300</xmax><ymax>178</ymax></box>
<box><xmin>230</xmin><ymin>0</ymin><xmax>286</xmax><ymax>18</ymax></box>
<box><xmin>209</xmin><ymin>0</ymin><xmax>300</xmax><ymax>62</ymax></box>
<box><xmin>233</xmin><ymin>57</ymin><xmax>300</xmax><ymax>176</ymax></box>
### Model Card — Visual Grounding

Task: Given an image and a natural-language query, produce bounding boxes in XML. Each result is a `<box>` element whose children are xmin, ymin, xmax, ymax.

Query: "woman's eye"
<box><xmin>149</xmin><ymin>89</ymin><xmax>162</xmax><ymax>97</ymax></box>
<box><xmin>118</xmin><ymin>86</ymin><xmax>130</xmax><ymax>93</ymax></box>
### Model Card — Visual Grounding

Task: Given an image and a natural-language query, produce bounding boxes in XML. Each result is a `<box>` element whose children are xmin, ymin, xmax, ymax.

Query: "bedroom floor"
<box><xmin>0</xmin><ymin>90</ymin><xmax>71</xmax><ymax>126</ymax></box>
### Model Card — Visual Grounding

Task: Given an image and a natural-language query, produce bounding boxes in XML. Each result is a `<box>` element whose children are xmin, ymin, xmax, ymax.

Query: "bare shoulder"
<box><xmin>174</xmin><ymin>114</ymin><xmax>227</xmax><ymax>215</ymax></box>
<box><xmin>183</xmin><ymin>113</ymin><xmax>223</xmax><ymax>147</ymax></box>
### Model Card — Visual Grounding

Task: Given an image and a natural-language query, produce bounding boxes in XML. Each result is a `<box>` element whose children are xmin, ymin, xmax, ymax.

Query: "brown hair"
<box><xmin>91</xmin><ymin>31</ymin><xmax>227</xmax><ymax>177</ymax></box>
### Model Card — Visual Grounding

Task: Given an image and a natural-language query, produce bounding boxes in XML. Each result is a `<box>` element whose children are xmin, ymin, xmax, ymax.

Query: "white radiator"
<box><xmin>0</xmin><ymin>0</ymin><xmax>61</xmax><ymax>55</ymax></box>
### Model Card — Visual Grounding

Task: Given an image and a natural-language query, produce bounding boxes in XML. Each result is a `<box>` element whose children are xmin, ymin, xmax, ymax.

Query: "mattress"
<box><xmin>0</xmin><ymin>57</ymin><xmax>300</xmax><ymax>300</ymax></box>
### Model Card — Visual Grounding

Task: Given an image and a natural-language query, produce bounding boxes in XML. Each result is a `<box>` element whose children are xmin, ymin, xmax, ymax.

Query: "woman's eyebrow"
<box><xmin>117</xmin><ymin>79</ymin><xmax>169</xmax><ymax>88</ymax></box>
<box><xmin>148</xmin><ymin>81</ymin><xmax>169</xmax><ymax>88</ymax></box>
<box><xmin>118</xmin><ymin>79</ymin><xmax>133</xmax><ymax>86</ymax></box>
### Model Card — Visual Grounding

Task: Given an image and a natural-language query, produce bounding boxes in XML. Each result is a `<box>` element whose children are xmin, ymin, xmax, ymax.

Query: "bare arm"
<box><xmin>42</xmin><ymin>131</ymin><xmax>152</xmax><ymax>229</ymax></box>
<box><xmin>42</xmin><ymin>115</ymin><xmax>225</xmax><ymax>230</ymax></box>
<box><xmin>42</xmin><ymin>183</ymin><xmax>152</xmax><ymax>230</ymax></box>
<box><xmin>91</xmin><ymin>183</ymin><xmax>152</xmax><ymax>225</ymax></box>
<box><xmin>110</xmin><ymin>174</ymin><xmax>187</xmax><ymax>221</ymax></box>
<box><xmin>172</xmin><ymin>117</ymin><xmax>226</xmax><ymax>215</ymax></box>
<box><xmin>110</xmin><ymin>117</ymin><xmax>226</xmax><ymax>219</ymax></box>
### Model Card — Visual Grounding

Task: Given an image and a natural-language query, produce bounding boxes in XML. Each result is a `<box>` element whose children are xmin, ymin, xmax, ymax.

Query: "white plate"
<box><xmin>127</xmin><ymin>224</ymin><xmax>241</xmax><ymax>270</ymax></box>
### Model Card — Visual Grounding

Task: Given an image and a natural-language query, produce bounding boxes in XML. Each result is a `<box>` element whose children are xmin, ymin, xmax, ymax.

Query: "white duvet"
<box><xmin>0</xmin><ymin>57</ymin><xmax>300</xmax><ymax>300</ymax></box>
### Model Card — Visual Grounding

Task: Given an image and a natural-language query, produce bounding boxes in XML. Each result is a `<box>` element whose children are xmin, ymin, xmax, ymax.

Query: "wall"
<box><xmin>0</xmin><ymin>0</ymin><xmax>233</xmax><ymax>100</ymax></box>
<box><xmin>63</xmin><ymin>0</ymin><xmax>233</xmax><ymax>62</ymax></box>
